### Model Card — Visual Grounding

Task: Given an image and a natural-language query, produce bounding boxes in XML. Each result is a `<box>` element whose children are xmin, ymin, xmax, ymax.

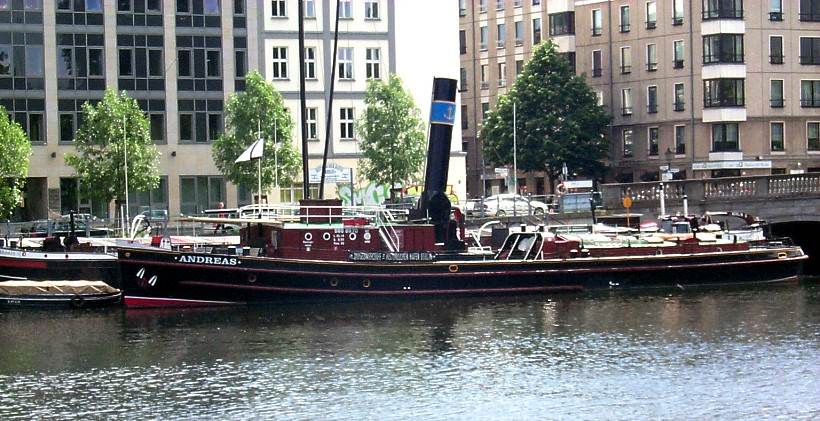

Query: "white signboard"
<box><xmin>309</xmin><ymin>163</ymin><xmax>352</xmax><ymax>183</ymax></box>
<box><xmin>494</xmin><ymin>167</ymin><xmax>509</xmax><ymax>177</ymax></box>
<box><xmin>692</xmin><ymin>160</ymin><xmax>772</xmax><ymax>171</ymax></box>
<box><xmin>563</xmin><ymin>180</ymin><xmax>593</xmax><ymax>189</ymax></box>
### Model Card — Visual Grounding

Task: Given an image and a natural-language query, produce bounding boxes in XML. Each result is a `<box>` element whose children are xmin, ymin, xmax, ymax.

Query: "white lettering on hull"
<box><xmin>175</xmin><ymin>255</ymin><xmax>240</xmax><ymax>266</ymax></box>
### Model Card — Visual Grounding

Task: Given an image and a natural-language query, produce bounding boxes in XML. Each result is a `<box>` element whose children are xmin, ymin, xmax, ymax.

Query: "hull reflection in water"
<box><xmin>0</xmin><ymin>284</ymin><xmax>818</xmax><ymax>419</ymax></box>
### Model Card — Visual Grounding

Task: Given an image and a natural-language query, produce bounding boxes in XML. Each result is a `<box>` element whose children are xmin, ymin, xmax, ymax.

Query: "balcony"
<box><xmin>673</xmin><ymin>59</ymin><xmax>684</xmax><ymax>69</ymax></box>
<box><xmin>703</xmin><ymin>53</ymin><xmax>744</xmax><ymax>65</ymax></box>
<box><xmin>620</xmin><ymin>65</ymin><xmax>631</xmax><ymax>74</ymax></box>
<box><xmin>646</xmin><ymin>62</ymin><xmax>658</xmax><ymax>72</ymax></box>
<box><xmin>497</xmin><ymin>40</ymin><xmax>505</xmax><ymax>49</ymax></box>
<box><xmin>769</xmin><ymin>12</ymin><xmax>783</xmax><ymax>21</ymax></box>
<box><xmin>770</xmin><ymin>55</ymin><xmax>784</xmax><ymax>64</ymax></box>
<box><xmin>480</xmin><ymin>81</ymin><xmax>489</xmax><ymax>90</ymax></box>
<box><xmin>770</xmin><ymin>98</ymin><xmax>784</xmax><ymax>108</ymax></box>
<box><xmin>801</xmin><ymin>98</ymin><xmax>820</xmax><ymax>108</ymax></box>
<box><xmin>645</xmin><ymin>20</ymin><xmax>656</xmax><ymax>29</ymax></box>
<box><xmin>591</xmin><ymin>27</ymin><xmax>602</xmax><ymax>37</ymax></box>
<box><xmin>676</xmin><ymin>144</ymin><xmax>686</xmax><ymax>155</ymax></box>
<box><xmin>674</xmin><ymin>101</ymin><xmax>685</xmax><ymax>111</ymax></box>
<box><xmin>497</xmin><ymin>79</ymin><xmax>506</xmax><ymax>87</ymax></box>
<box><xmin>619</xmin><ymin>23</ymin><xmax>630</xmax><ymax>33</ymax></box>
<box><xmin>622</xmin><ymin>107</ymin><xmax>633</xmax><ymax>116</ymax></box>
<box><xmin>647</xmin><ymin>104</ymin><xmax>658</xmax><ymax>114</ymax></box>
<box><xmin>592</xmin><ymin>68</ymin><xmax>602</xmax><ymax>77</ymax></box>
<box><xmin>672</xmin><ymin>16</ymin><xmax>683</xmax><ymax>26</ymax></box>
<box><xmin>704</xmin><ymin>97</ymin><xmax>745</xmax><ymax>108</ymax></box>
<box><xmin>702</xmin><ymin>8</ymin><xmax>743</xmax><ymax>21</ymax></box>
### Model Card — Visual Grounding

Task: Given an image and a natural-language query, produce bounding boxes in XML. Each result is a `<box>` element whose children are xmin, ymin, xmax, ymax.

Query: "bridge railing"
<box><xmin>602</xmin><ymin>173</ymin><xmax>820</xmax><ymax>209</ymax></box>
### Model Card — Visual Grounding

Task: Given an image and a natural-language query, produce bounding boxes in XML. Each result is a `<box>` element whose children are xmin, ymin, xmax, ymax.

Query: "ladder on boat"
<box><xmin>376</xmin><ymin>209</ymin><xmax>401</xmax><ymax>252</ymax></box>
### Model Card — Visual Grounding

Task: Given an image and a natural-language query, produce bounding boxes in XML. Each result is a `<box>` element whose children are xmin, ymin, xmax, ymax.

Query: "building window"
<box><xmin>59</xmin><ymin>113</ymin><xmax>74</xmax><ymax>142</ymax></box>
<box><xmin>496</xmin><ymin>23</ymin><xmax>505</xmax><ymax>48</ymax></box>
<box><xmin>675</xmin><ymin>125</ymin><xmax>686</xmax><ymax>154</ymax></box>
<box><xmin>770</xmin><ymin>36</ymin><xmax>784</xmax><ymax>64</ymax></box>
<box><xmin>461</xmin><ymin>105</ymin><xmax>468</xmax><ymax>130</ymax></box>
<box><xmin>549</xmin><ymin>12</ymin><xmax>575</xmax><ymax>36</ymax></box>
<box><xmin>479</xmin><ymin>26</ymin><xmax>488</xmax><ymax>50</ymax></box>
<box><xmin>271</xmin><ymin>47</ymin><xmax>287</xmax><ymax>79</ymax></box>
<box><xmin>515</xmin><ymin>59</ymin><xmax>524</xmax><ymax>77</ymax></box>
<box><xmin>479</xmin><ymin>0</ymin><xmax>487</xmax><ymax>13</ymax></box>
<box><xmin>496</xmin><ymin>0</ymin><xmax>503</xmax><ymax>10</ymax></box>
<box><xmin>459</xmin><ymin>67</ymin><xmax>467</xmax><ymax>91</ymax></box>
<box><xmin>619</xmin><ymin>5</ymin><xmax>630</xmax><ymax>32</ymax></box>
<box><xmin>623</xmin><ymin>128</ymin><xmax>633</xmax><ymax>157</ymax></box>
<box><xmin>235</xmin><ymin>49</ymin><xmax>247</xmax><ymax>79</ymax></box>
<box><xmin>648</xmin><ymin>127</ymin><xmax>659</xmax><ymax>156</ymax></box>
<box><xmin>481</xmin><ymin>102</ymin><xmax>489</xmax><ymax>121</ymax></box>
<box><xmin>647</xmin><ymin>86</ymin><xmax>658</xmax><ymax>113</ymax></box>
<box><xmin>673</xmin><ymin>41</ymin><xmax>685</xmax><ymax>68</ymax></box>
<box><xmin>770</xmin><ymin>0</ymin><xmax>783</xmax><ymax>21</ymax></box>
<box><xmin>497</xmin><ymin>62</ymin><xmax>506</xmax><ymax>87</ymax></box>
<box><xmin>128</xmin><ymin>176</ymin><xmax>168</xmax><ymax>218</ymax></box>
<box><xmin>770</xmin><ymin>79</ymin><xmax>784</xmax><ymax>107</ymax></box>
<box><xmin>480</xmin><ymin>64</ymin><xmax>488</xmax><ymax>89</ymax></box>
<box><xmin>270</xmin><ymin>0</ymin><xmax>286</xmax><ymax>17</ymax></box>
<box><xmin>704</xmin><ymin>78</ymin><xmax>745</xmax><ymax>107</ymax></box>
<box><xmin>591</xmin><ymin>9</ymin><xmax>602</xmax><ymax>36</ymax></box>
<box><xmin>365</xmin><ymin>0</ymin><xmax>379</xmax><ymax>19</ymax></box>
<box><xmin>306</xmin><ymin>107</ymin><xmax>317</xmax><ymax>140</ymax></box>
<box><xmin>338</xmin><ymin>47</ymin><xmax>353</xmax><ymax>80</ymax></box>
<box><xmin>203</xmin><ymin>0</ymin><xmax>219</xmax><ymax>14</ymax></box>
<box><xmin>703</xmin><ymin>0</ymin><xmax>743</xmax><ymax>20</ymax></box>
<box><xmin>621</xmin><ymin>88</ymin><xmax>632</xmax><ymax>115</ymax></box>
<box><xmin>674</xmin><ymin>83</ymin><xmax>685</xmax><ymax>111</ymax></box>
<box><xmin>712</xmin><ymin>122</ymin><xmax>740</xmax><ymax>152</ymax></box>
<box><xmin>179</xmin><ymin>176</ymin><xmax>225</xmax><ymax>215</ymax></box>
<box><xmin>801</xmin><ymin>80</ymin><xmax>820</xmax><ymax>107</ymax></box>
<box><xmin>304</xmin><ymin>47</ymin><xmax>316</xmax><ymax>80</ymax></box>
<box><xmin>703</xmin><ymin>34</ymin><xmax>744</xmax><ymax>64</ymax></box>
<box><xmin>809</xmin><ymin>122</ymin><xmax>820</xmax><ymax>150</ymax></box>
<box><xmin>595</xmin><ymin>90</ymin><xmax>603</xmax><ymax>106</ymax></box>
<box><xmin>459</xmin><ymin>30</ymin><xmax>467</xmax><ymax>54</ymax></box>
<box><xmin>800</xmin><ymin>0</ymin><xmax>820</xmax><ymax>22</ymax></box>
<box><xmin>620</xmin><ymin>47</ymin><xmax>631</xmax><ymax>74</ymax></box>
<box><xmin>646</xmin><ymin>1</ymin><xmax>657</xmax><ymax>28</ymax></box>
<box><xmin>673</xmin><ymin>0</ymin><xmax>684</xmax><ymax>24</ymax></box>
<box><xmin>57</xmin><ymin>34</ymin><xmax>106</xmax><ymax>90</ymax></box>
<box><xmin>770</xmin><ymin>122</ymin><xmax>784</xmax><ymax>151</ymax></box>
<box><xmin>800</xmin><ymin>38</ymin><xmax>820</xmax><ymax>65</ymax></box>
<box><xmin>646</xmin><ymin>44</ymin><xmax>657</xmax><ymax>71</ymax></box>
<box><xmin>532</xmin><ymin>18</ymin><xmax>541</xmax><ymax>44</ymax></box>
<box><xmin>205</xmin><ymin>49</ymin><xmax>220</xmax><ymax>77</ymax></box>
<box><xmin>592</xmin><ymin>50</ymin><xmax>602</xmax><ymax>77</ymax></box>
<box><xmin>339</xmin><ymin>0</ymin><xmax>351</xmax><ymax>19</ymax></box>
<box><xmin>514</xmin><ymin>21</ymin><xmax>524</xmax><ymax>45</ymax></box>
<box><xmin>340</xmin><ymin>107</ymin><xmax>354</xmax><ymax>139</ymax></box>
<box><xmin>176</xmin><ymin>35</ymin><xmax>223</xmax><ymax>91</ymax></box>
<box><xmin>139</xmin><ymin>99</ymin><xmax>166</xmax><ymax>144</ymax></box>
<box><xmin>304</xmin><ymin>0</ymin><xmax>315</xmax><ymax>17</ymax></box>
<box><xmin>365</xmin><ymin>48</ymin><xmax>380</xmax><ymax>79</ymax></box>
<box><xmin>178</xmin><ymin>99</ymin><xmax>223</xmax><ymax>143</ymax></box>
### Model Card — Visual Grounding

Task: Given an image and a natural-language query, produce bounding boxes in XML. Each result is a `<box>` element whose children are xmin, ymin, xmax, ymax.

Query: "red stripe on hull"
<box><xmin>124</xmin><ymin>296</ymin><xmax>239</xmax><ymax>308</ymax></box>
<box><xmin>0</xmin><ymin>257</ymin><xmax>48</xmax><ymax>269</ymax></box>
<box><xmin>178</xmin><ymin>280</ymin><xmax>585</xmax><ymax>296</ymax></box>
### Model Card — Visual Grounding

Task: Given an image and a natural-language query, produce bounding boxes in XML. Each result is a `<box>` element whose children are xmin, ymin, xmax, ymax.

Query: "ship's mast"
<box><xmin>297</xmin><ymin>0</ymin><xmax>310</xmax><ymax>198</ymax></box>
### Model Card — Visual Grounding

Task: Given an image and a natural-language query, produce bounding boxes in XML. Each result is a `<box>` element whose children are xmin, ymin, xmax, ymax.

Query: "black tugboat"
<box><xmin>117</xmin><ymin>78</ymin><xmax>807</xmax><ymax>308</ymax></box>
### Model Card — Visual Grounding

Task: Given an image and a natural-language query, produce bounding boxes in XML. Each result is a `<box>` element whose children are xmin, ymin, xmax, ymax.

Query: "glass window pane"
<box><xmin>147</xmin><ymin>0</ymin><xmax>161</xmax><ymax>11</ymax></box>
<box><xmin>204</xmin><ymin>0</ymin><xmax>219</xmax><ymax>14</ymax></box>
<box><xmin>119</xmin><ymin>49</ymin><xmax>132</xmax><ymax>76</ymax></box>
<box><xmin>179</xmin><ymin>114</ymin><xmax>192</xmax><ymax>141</ymax></box>
<box><xmin>178</xmin><ymin>50</ymin><xmax>191</xmax><ymax>77</ymax></box>
<box><xmin>206</xmin><ymin>50</ymin><xmax>220</xmax><ymax>77</ymax></box>
<box><xmin>60</xmin><ymin>114</ymin><xmax>74</xmax><ymax>142</ymax></box>
<box><xmin>150</xmin><ymin>113</ymin><xmax>164</xmax><ymax>142</ymax></box>
<box><xmin>148</xmin><ymin>49</ymin><xmax>163</xmax><ymax>76</ymax></box>
<box><xmin>88</xmin><ymin>48</ymin><xmax>103</xmax><ymax>76</ymax></box>
<box><xmin>28</xmin><ymin>114</ymin><xmax>43</xmax><ymax>142</ymax></box>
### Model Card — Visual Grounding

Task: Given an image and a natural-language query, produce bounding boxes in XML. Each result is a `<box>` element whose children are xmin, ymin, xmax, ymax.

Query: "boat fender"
<box><xmin>448</xmin><ymin>264</ymin><xmax>459</xmax><ymax>273</ymax></box>
<box><xmin>70</xmin><ymin>295</ymin><xmax>85</xmax><ymax>309</ymax></box>
<box><xmin>556</xmin><ymin>183</ymin><xmax>567</xmax><ymax>195</ymax></box>
<box><xmin>362</xmin><ymin>279</ymin><xmax>371</xmax><ymax>288</ymax></box>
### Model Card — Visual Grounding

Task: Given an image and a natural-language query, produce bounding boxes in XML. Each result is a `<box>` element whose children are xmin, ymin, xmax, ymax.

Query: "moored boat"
<box><xmin>0</xmin><ymin>280</ymin><xmax>121</xmax><ymax>308</ymax></box>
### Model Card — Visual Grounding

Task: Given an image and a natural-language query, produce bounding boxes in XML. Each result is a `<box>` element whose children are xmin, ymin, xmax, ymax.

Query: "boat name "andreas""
<box><xmin>177</xmin><ymin>255</ymin><xmax>239</xmax><ymax>266</ymax></box>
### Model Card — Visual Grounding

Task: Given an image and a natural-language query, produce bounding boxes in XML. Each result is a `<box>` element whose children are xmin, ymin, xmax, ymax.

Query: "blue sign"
<box><xmin>430</xmin><ymin>101</ymin><xmax>456</xmax><ymax>126</ymax></box>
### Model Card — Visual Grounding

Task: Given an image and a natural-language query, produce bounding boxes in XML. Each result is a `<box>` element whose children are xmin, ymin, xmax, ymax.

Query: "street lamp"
<box><xmin>663</xmin><ymin>147</ymin><xmax>675</xmax><ymax>181</ymax></box>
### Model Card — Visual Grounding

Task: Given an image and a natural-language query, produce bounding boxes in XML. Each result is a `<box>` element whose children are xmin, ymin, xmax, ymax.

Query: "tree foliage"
<box><xmin>212</xmin><ymin>71</ymin><xmax>301</xmax><ymax>192</ymax></box>
<box><xmin>0</xmin><ymin>107</ymin><xmax>32</xmax><ymax>218</ymax></box>
<box><xmin>357</xmin><ymin>74</ymin><xmax>426</xmax><ymax>194</ymax></box>
<box><xmin>480</xmin><ymin>40</ymin><xmax>611</xmax><ymax>190</ymax></box>
<box><xmin>64</xmin><ymin>89</ymin><xmax>160</xmax><ymax>205</ymax></box>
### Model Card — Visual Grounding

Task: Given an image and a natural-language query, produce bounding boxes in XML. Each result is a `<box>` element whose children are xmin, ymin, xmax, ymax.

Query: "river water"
<box><xmin>1</xmin><ymin>284</ymin><xmax>818</xmax><ymax>420</ymax></box>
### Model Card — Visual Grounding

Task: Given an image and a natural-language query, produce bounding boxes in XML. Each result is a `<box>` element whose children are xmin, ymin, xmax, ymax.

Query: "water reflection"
<box><xmin>1</xmin><ymin>285</ymin><xmax>818</xmax><ymax>419</ymax></box>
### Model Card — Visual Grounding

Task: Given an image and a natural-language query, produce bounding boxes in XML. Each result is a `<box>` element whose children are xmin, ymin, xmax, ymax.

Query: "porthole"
<box><xmin>322</xmin><ymin>232</ymin><xmax>332</xmax><ymax>241</ymax></box>
<box><xmin>363</xmin><ymin>231</ymin><xmax>372</xmax><ymax>241</ymax></box>
<box><xmin>329</xmin><ymin>278</ymin><xmax>339</xmax><ymax>287</ymax></box>
<box><xmin>349</xmin><ymin>232</ymin><xmax>357</xmax><ymax>241</ymax></box>
<box><xmin>304</xmin><ymin>232</ymin><xmax>313</xmax><ymax>241</ymax></box>
<box><xmin>248</xmin><ymin>274</ymin><xmax>257</xmax><ymax>283</ymax></box>
<box><xmin>362</xmin><ymin>279</ymin><xmax>371</xmax><ymax>288</ymax></box>
<box><xmin>448</xmin><ymin>264</ymin><xmax>459</xmax><ymax>273</ymax></box>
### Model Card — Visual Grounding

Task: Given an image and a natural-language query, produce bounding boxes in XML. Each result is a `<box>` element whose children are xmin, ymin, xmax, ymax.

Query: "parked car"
<box><xmin>483</xmin><ymin>194</ymin><xmax>552</xmax><ymax>217</ymax></box>
<box><xmin>463</xmin><ymin>199</ymin><xmax>490</xmax><ymax>217</ymax></box>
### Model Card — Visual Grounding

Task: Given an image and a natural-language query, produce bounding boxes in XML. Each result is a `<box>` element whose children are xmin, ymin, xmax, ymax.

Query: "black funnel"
<box><xmin>414</xmin><ymin>78</ymin><xmax>458</xmax><ymax>244</ymax></box>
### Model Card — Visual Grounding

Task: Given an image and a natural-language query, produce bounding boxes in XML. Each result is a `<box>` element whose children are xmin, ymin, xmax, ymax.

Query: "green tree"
<box><xmin>480</xmin><ymin>40</ymin><xmax>611</xmax><ymax>191</ymax></box>
<box><xmin>357</xmin><ymin>74</ymin><xmax>426</xmax><ymax>197</ymax></box>
<box><xmin>212</xmin><ymin>71</ymin><xmax>301</xmax><ymax>196</ymax></box>
<box><xmin>0</xmin><ymin>107</ymin><xmax>32</xmax><ymax>218</ymax></box>
<box><xmin>64</xmin><ymin>89</ymin><xmax>160</xmax><ymax>211</ymax></box>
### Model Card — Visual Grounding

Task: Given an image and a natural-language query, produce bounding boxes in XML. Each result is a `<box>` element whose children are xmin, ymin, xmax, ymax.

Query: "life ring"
<box><xmin>448</xmin><ymin>264</ymin><xmax>459</xmax><ymax>273</ymax></box>
<box><xmin>70</xmin><ymin>295</ymin><xmax>85</xmax><ymax>309</ymax></box>
<box><xmin>556</xmin><ymin>183</ymin><xmax>567</xmax><ymax>194</ymax></box>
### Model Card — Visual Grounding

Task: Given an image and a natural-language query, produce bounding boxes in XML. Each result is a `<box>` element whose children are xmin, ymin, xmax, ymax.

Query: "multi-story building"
<box><xmin>5</xmin><ymin>0</ymin><xmax>463</xmax><ymax>222</ymax></box>
<box><xmin>460</xmin><ymin>0</ymin><xmax>820</xmax><ymax>197</ymax></box>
